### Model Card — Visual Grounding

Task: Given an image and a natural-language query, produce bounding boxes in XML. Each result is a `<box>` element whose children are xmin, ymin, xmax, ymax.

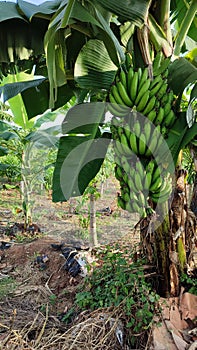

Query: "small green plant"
<box><xmin>0</xmin><ymin>277</ymin><xmax>16</xmax><ymax>299</ymax></box>
<box><xmin>49</xmin><ymin>293</ymin><xmax>57</xmax><ymax>305</ymax></box>
<box><xmin>75</xmin><ymin>247</ymin><xmax>160</xmax><ymax>346</ymax></box>
<box><xmin>180</xmin><ymin>273</ymin><xmax>197</xmax><ymax>295</ymax></box>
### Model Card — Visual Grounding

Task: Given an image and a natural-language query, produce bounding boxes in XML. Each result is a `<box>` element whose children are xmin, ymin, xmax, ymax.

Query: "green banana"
<box><xmin>149</xmin><ymin>74</ymin><xmax>163</xmax><ymax>89</ymax></box>
<box><xmin>132</xmin><ymin>201</ymin><xmax>141</xmax><ymax>214</ymax></box>
<box><xmin>164</xmin><ymin>110</ymin><xmax>176</xmax><ymax>127</ymax></box>
<box><xmin>144</xmin><ymin>171</ymin><xmax>152</xmax><ymax>190</ymax></box>
<box><xmin>134</xmin><ymin>171</ymin><xmax>143</xmax><ymax>191</ymax></box>
<box><xmin>119</xmin><ymin>69</ymin><xmax>127</xmax><ymax>88</ymax></box>
<box><xmin>150</xmin><ymin>175</ymin><xmax>162</xmax><ymax>192</ymax></box>
<box><xmin>130</xmin><ymin>71</ymin><xmax>139</xmax><ymax>102</ymax></box>
<box><xmin>142</xmin><ymin>96</ymin><xmax>156</xmax><ymax>116</ymax></box>
<box><xmin>143</xmin><ymin>120</ymin><xmax>152</xmax><ymax>145</ymax></box>
<box><xmin>136</xmin><ymin>159</ymin><xmax>145</xmax><ymax>180</ymax></box>
<box><xmin>152</xmin><ymin>166</ymin><xmax>161</xmax><ymax>183</ymax></box>
<box><xmin>121</xmin><ymin>156</ymin><xmax>130</xmax><ymax>173</ymax></box>
<box><xmin>127</xmin><ymin>67</ymin><xmax>134</xmax><ymax>91</ymax></box>
<box><xmin>125</xmin><ymin>201</ymin><xmax>133</xmax><ymax>213</ymax></box>
<box><xmin>136</xmin><ymin>90</ymin><xmax>150</xmax><ymax>112</ymax></box>
<box><xmin>116</xmin><ymin>81</ymin><xmax>133</xmax><ymax>107</ymax></box>
<box><xmin>157</xmin><ymin>82</ymin><xmax>168</xmax><ymax>99</ymax></box>
<box><xmin>138</xmin><ymin>191</ymin><xmax>146</xmax><ymax>207</ymax></box>
<box><xmin>124</xmin><ymin>124</ymin><xmax>132</xmax><ymax>141</ymax></box>
<box><xmin>120</xmin><ymin>133</ymin><xmax>132</xmax><ymax>155</ymax></box>
<box><xmin>133</xmin><ymin>120</ymin><xmax>141</xmax><ymax>137</ymax></box>
<box><xmin>115</xmin><ymin>140</ymin><xmax>125</xmax><ymax>155</ymax></box>
<box><xmin>146</xmin><ymin>159</ymin><xmax>155</xmax><ymax>175</ymax></box>
<box><xmin>138</xmin><ymin>132</ymin><xmax>147</xmax><ymax>155</ymax></box>
<box><xmin>135</xmin><ymin>79</ymin><xmax>151</xmax><ymax>106</ymax></box>
<box><xmin>111</xmin><ymin>85</ymin><xmax>126</xmax><ymax>106</ymax></box>
<box><xmin>108</xmin><ymin>96</ymin><xmax>129</xmax><ymax>117</ymax></box>
<box><xmin>149</xmin><ymin>79</ymin><xmax>163</xmax><ymax>97</ymax></box>
<box><xmin>138</xmin><ymin>67</ymin><xmax>149</xmax><ymax>90</ymax></box>
<box><xmin>155</xmin><ymin>107</ymin><xmax>165</xmax><ymax>125</ymax></box>
<box><xmin>129</xmin><ymin>132</ymin><xmax>138</xmax><ymax>155</ymax></box>
<box><xmin>148</xmin><ymin>126</ymin><xmax>160</xmax><ymax>154</ymax></box>
<box><xmin>163</xmin><ymin>102</ymin><xmax>172</xmax><ymax>116</ymax></box>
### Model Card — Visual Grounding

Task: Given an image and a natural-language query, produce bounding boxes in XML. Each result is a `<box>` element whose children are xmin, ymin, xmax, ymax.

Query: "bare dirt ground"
<box><xmin>0</xmin><ymin>179</ymin><xmax>196</xmax><ymax>349</ymax></box>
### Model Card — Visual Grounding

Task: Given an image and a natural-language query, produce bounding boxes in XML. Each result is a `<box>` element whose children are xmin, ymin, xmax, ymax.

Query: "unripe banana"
<box><xmin>136</xmin><ymin>159</ymin><xmax>145</xmax><ymax>180</ymax></box>
<box><xmin>149</xmin><ymin>79</ymin><xmax>163</xmax><ymax>97</ymax></box>
<box><xmin>163</xmin><ymin>102</ymin><xmax>171</xmax><ymax>116</ymax></box>
<box><xmin>148</xmin><ymin>126</ymin><xmax>160</xmax><ymax>154</ymax></box>
<box><xmin>130</xmin><ymin>71</ymin><xmax>139</xmax><ymax>102</ymax></box>
<box><xmin>149</xmin><ymin>74</ymin><xmax>163</xmax><ymax>89</ymax></box>
<box><xmin>129</xmin><ymin>132</ymin><xmax>138</xmax><ymax>155</ymax></box>
<box><xmin>144</xmin><ymin>171</ymin><xmax>152</xmax><ymax>190</ymax></box>
<box><xmin>150</xmin><ymin>175</ymin><xmax>162</xmax><ymax>192</ymax></box>
<box><xmin>111</xmin><ymin>85</ymin><xmax>126</xmax><ymax>106</ymax></box>
<box><xmin>143</xmin><ymin>120</ymin><xmax>152</xmax><ymax>145</ymax></box>
<box><xmin>155</xmin><ymin>107</ymin><xmax>165</xmax><ymax>125</ymax></box>
<box><xmin>125</xmin><ymin>201</ymin><xmax>133</xmax><ymax>213</ymax></box>
<box><xmin>116</xmin><ymin>81</ymin><xmax>133</xmax><ymax>107</ymax></box>
<box><xmin>146</xmin><ymin>159</ymin><xmax>155</xmax><ymax>175</ymax></box>
<box><xmin>125</xmin><ymin>52</ymin><xmax>132</xmax><ymax>70</ymax></box>
<box><xmin>135</xmin><ymin>79</ymin><xmax>151</xmax><ymax>106</ymax></box>
<box><xmin>142</xmin><ymin>96</ymin><xmax>156</xmax><ymax>116</ymax></box>
<box><xmin>124</xmin><ymin>124</ymin><xmax>132</xmax><ymax>141</ymax></box>
<box><xmin>137</xmin><ymin>67</ymin><xmax>142</xmax><ymax>81</ymax></box>
<box><xmin>164</xmin><ymin>109</ymin><xmax>176</xmax><ymax>127</ymax></box>
<box><xmin>136</xmin><ymin>90</ymin><xmax>150</xmax><ymax>112</ymax></box>
<box><xmin>120</xmin><ymin>133</ymin><xmax>132</xmax><ymax>155</ymax></box>
<box><xmin>157</xmin><ymin>82</ymin><xmax>168</xmax><ymax>99</ymax></box>
<box><xmin>128</xmin><ymin>174</ymin><xmax>138</xmax><ymax>193</ymax></box>
<box><xmin>133</xmin><ymin>120</ymin><xmax>141</xmax><ymax>137</ymax></box>
<box><xmin>138</xmin><ymin>191</ymin><xmax>146</xmax><ymax>207</ymax></box>
<box><xmin>121</xmin><ymin>156</ymin><xmax>130</xmax><ymax>174</ymax></box>
<box><xmin>134</xmin><ymin>171</ymin><xmax>143</xmax><ymax>191</ymax></box>
<box><xmin>138</xmin><ymin>132</ymin><xmax>147</xmax><ymax>155</ymax></box>
<box><xmin>132</xmin><ymin>201</ymin><xmax>141</xmax><ymax>214</ymax></box>
<box><xmin>127</xmin><ymin>67</ymin><xmax>134</xmax><ymax>91</ymax></box>
<box><xmin>119</xmin><ymin>69</ymin><xmax>127</xmax><ymax>88</ymax></box>
<box><xmin>122</xmin><ymin>191</ymin><xmax>130</xmax><ymax>203</ymax></box>
<box><xmin>115</xmin><ymin>140</ymin><xmax>125</xmax><ymax>155</ymax></box>
<box><xmin>152</xmin><ymin>166</ymin><xmax>161</xmax><ymax>183</ymax></box>
<box><xmin>138</xmin><ymin>67</ymin><xmax>149</xmax><ymax>90</ymax></box>
<box><xmin>108</xmin><ymin>96</ymin><xmax>129</xmax><ymax>117</ymax></box>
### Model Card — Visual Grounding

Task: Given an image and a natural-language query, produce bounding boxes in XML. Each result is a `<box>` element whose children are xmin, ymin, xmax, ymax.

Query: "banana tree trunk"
<box><xmin>190</xmin><ymin>157</ymin><xmax>197</xmax><ymax>217</ymax></box>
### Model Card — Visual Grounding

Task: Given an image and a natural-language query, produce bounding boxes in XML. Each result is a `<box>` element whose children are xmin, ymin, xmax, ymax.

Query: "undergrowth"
<box><xmin>74</xmin><ymin>246</ymin><xmax>161</xmax><ymax>347</ymax></box>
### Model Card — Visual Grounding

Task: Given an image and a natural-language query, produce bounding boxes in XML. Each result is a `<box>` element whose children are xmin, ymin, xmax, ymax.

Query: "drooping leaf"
<box><xmin>52</xmin><ymin>102</ymin><xmax>109</xmax><ymax>201</ymax></box>
<box><xmin>186</xmin><ymin>99</ymin><xmax>196</xmax><ymax>128</ymax></box>
<box><xmin>74</xmin><ymin>39</ymin><xmax>117</xmax><ymax>90</ymax></box>
<box><xmin>17</xmin><ymin>0</ymin><xmax>61</xmax><ymax>20</ymax></box>
<box><xmin>93</xmin><ymin>0</ymin><xmax>150</xmax><ymax>26</ymax></box>
<box><xmin>0</xmin><ymin>77</ymin><xmax>46</xmax><ymax>102</ymax></box>
<box><xmin>0</xmin><ymin>2</ymin><xmax>25</xmax><ymax>22</ymax></box>
<box><xmin>0</xmin><ymin>131</ymin><xmax>19</xmax><ymax>141</ymax></box>
<box><xmin>0</xmin><ymin>163</ymin><xmax>10</xmax><ymax>171</ymax></box>
<box><xmin>168</xmin><ymin>58</ymin><xmax>197</xmax><ymax>96</ymax></box>
<box><xmin>52</xmin><ymin>135</ymin><xmax>109</xmax><ymax>201</ymax></box>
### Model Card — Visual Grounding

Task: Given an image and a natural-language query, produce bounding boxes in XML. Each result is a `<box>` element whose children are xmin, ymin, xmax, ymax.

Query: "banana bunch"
<box><xmin>109</xmin><ymin>52</ymin><xmax>176</xmax><ymax>129</ymax></box>
<box><xmin>110</xmin><ymin>51</ymin><xmax>175</xmax><ymax>218</ymax></box>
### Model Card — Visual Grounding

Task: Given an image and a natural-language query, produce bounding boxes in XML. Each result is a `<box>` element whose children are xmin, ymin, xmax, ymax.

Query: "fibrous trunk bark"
<box><xmin>90</xmin><ymin>193</ymin><xmax>98</xmax><ymax>246</ymax></box>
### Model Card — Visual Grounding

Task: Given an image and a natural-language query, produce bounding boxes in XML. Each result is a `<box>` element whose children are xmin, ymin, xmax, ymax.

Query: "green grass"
<box><xmin>0</xmin><ymin>277</ymin><xmax>16</xmax><ymax>299</ymax></box>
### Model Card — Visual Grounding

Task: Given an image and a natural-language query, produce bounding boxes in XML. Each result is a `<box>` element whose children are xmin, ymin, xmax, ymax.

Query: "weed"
<box><xmin>0</xmin><ymin>277</ymin><xmax>16</xmax><ymax>299</ymax></box>
<box><xmin>180</xmin><ymin>273</ymin><xmax>197</xmax><ymax>295</ymax></box>
<box><xmin>75</xmin><ymin>247</ymin><xmax>161</xmax><ymax>346</ymax></box>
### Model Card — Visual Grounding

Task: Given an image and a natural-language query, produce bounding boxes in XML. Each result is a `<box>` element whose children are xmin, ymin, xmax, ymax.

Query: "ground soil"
<box><xmin>0</xmin><ymin>179</ymin><xmax>141</xmax><ymax>349</ymax></box>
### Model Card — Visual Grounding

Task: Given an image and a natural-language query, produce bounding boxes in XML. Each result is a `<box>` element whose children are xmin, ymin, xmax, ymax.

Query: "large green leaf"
<box><xmin>0</xmin><ymin>2</ymin><xmax>25</xmax><ymax>21</ymax></box>
<box><xmin>93</xmin><ymin>0</ymin><xmax>150</xmax><ymax>26</ymax></box>
<box><xmin>52</xmin><ymin>135</ymin><xmax>109</xmax><ymax>201</ymax></box>
<box><xmin>0</xmin><ymin>77</ymin><xmax>46</xmax><ymax>102</ymax></box>
<box><xmin>0</xmin><ymin>146</ymin><xmax>9</xmax><ymax>156</ymax></box>
<box><xmin>52</xmin><ymin>102</ymin><xmax>109</xmax><ymax>201</ymax></box>
<box><xmin>168</xmin><ymin>58</ymin><xmax>197</xmax><ymax>96</ymax></box>
<box><xmin>17</xmin><ymin>0</ymin><xmax>61</xmax><ymax>20</ymax></box>
<box><xmin>74</xmin><ymin>39</ymin><xmax>117</xmax><ymax>90</ymax></box>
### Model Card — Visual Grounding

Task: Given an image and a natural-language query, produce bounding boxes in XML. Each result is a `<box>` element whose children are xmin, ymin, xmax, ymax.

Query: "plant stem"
<box><xmin>160</xmin><ymin>0</ymin><xmax>172</xmax><ymax>47</ymax></box>
<box><xmin>174</xmin><ymin>0</ymin><xmax>197</xmax><ymax>57</ymax></box>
